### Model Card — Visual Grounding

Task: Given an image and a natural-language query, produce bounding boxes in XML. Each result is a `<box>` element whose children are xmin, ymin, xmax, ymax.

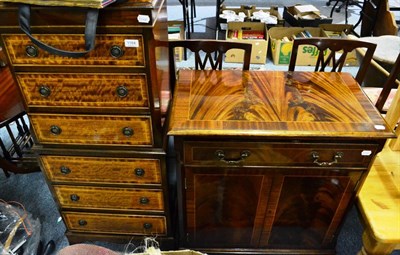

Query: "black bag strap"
<box><xmin>18</xmin><ymin>4</ymin><xmax>99</xmax><ymax>58</ymax></box>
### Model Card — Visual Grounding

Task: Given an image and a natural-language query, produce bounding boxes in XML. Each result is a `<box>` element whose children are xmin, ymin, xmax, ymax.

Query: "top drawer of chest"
<box><xmin>2</xmin><ymin>34</ymin><xmax>145</xmax><ymax>67</ymax></box>
<box><xmin>183</xmin><ymin>141</ymin><xmax>379</xmax><ymax>168</ymax></box>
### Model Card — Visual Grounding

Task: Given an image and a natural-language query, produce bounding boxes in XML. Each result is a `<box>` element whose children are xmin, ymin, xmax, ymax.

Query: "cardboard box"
<box><xmin>319</xmin><ymin>24</ymin><xmax>358</xmax><ymax>66</ymax></box>
<box><xmin>269</xmin><ymin>24</ymin><xmax>357</xmax><ymax>66</ymax></box>
<box><xmin>219</xmin><ymin>5</ymin><xmax>284</xmax><ymax>29</ymax></box>
<box><xmin>225</xmin><ymin>22</ymin><xmax>269</xmax><ymax>64</ymax></box>
<box><xmin>293</xmin><ymin>4</ymin><xmax>321</xmax><ymax>16</ymax></box>
<box><xmin>283</xmin><ymin>6</ymin><xmax>332</xmax><ymax>27</ymax></box>
<box><xmin>168</xmin><ymin>21</ymin><xmax>185</xmax><ymax>62</ymax></box>
<box><xmin>269</xmin><ymin>26</ymin><xmax>326</xmax><ymax>65</ymax></box>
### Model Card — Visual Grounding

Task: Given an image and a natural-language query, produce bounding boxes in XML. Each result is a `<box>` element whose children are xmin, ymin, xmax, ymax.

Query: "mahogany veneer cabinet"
<box><xmin>168</xmin><ymin>70</ymin><xmax>395</xmax><ymax>254</ymax></box>
<box><xmin>0</xmin><ymin>0</ymin><xmax>174</xmax><ymax>246</ymax></box>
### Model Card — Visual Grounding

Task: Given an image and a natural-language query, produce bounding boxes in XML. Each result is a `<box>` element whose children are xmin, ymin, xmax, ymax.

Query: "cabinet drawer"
<box><xmin>54</xmin><ymin>185</ymin><xmax>164</xmax><ymax>211</ymax></box>
<box><xmin>17</xmin><ymin>73</ymin><xmax>149</xmax><ymax>109</ymax></box>
<box><xmin>63</xmin><ymin>212</ymin><xmax>167</xmax><ymax>235</ymax></box>
<box><xmin>41</xmin><ymin>155</ymin><xmax>161</xmax><ymax>185</ymax></box>
<box><xmin>30</xmin><ymin>114</ymin><xmax>153</xmax><ymax>146</ymax></box>
<box><xmin>184</xmin><ymin>141</ymin><xmax>378</xmax><ymax>168</ymax></box>
<box><xmin>3</xmin><ymin>34</ymin><xmax>145</xmax><ymax>67</ymax></box>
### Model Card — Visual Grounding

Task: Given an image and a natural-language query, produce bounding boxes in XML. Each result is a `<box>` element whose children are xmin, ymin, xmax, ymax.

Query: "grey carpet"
<box><xmin>0</xmin><ymin>170</ymin><xmax>365</xmax><ymax>254</ymax></box>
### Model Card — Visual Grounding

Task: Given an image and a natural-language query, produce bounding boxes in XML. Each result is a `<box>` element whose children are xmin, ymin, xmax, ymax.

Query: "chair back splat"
<box><xmin>288</xmin><ymin>38</ymin><xmax>377</xmax><ymax>84</ymax></box>
<box><xmin>0</xmin><ymin>47</ymin><xmax>39</xmax><ymax>177</ymax></box>
<box><xmin>168</xmin><ymin>40</ymin><xmax>252</xmax><ymax>93</ymax></box>
<box><xmin>375</xmin><ymin>53</ymin><xmax>400</xmax><ymax>113</ymax></box>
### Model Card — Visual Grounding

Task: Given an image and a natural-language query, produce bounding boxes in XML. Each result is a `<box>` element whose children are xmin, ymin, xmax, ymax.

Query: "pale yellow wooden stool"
<box><xmin>357</xmin><ymin>69</ymin><xmax>400</xmax><ymax>254</ymax></box>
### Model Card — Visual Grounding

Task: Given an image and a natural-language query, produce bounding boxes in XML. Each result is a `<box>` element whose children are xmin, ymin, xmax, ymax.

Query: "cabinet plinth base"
<box><xmin>66</xmin><ymin>232</ymin><xmax>176</xmax><ymax>249</ymax></box>
<box><xmin>183</xmin><ymin>247</ymin><xmax>336</xmax><ymax>255</ymax></box>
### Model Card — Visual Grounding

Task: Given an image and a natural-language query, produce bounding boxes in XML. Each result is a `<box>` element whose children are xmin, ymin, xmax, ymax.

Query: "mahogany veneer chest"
<box><xmin>0</xmin><ymin>0</ymin><xmax>174</xmax><ymax>246</ymax></box>
<box><xmin>167</xmin><ymin>70</ymin><xmax>395</xmax><ymax>254</ymax></box>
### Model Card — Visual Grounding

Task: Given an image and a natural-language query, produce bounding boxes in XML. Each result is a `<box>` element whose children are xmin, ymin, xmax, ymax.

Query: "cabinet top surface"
<box><xmin>167</xmin><ymin>70</ymin><xmax>394</xmax><ymax>139</ymax></box>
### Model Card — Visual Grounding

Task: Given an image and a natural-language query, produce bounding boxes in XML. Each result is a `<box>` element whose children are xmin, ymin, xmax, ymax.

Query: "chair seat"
<box><xmin>362</xmin><ymin>87</ymin><xmax>398</xmax><ymax>112</ymax></box>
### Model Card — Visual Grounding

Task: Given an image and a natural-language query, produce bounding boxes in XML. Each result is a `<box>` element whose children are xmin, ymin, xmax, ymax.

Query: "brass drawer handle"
<box><xmin>25</xmin><ymin>45</ymin><xmax>38</xmax><ymax>57</ymax></box>
<box><xmin>143</xmin><ymin>223</ymin><xmax>152</xmax><ymax>230</ymax></box>
<box><xmin>50</xmin><ymin>125</ymin><xmax>62</xmax><ymax>135</ymax></box>
<box><xmin>311</xmin><ymin>151</ymin><xmax>344</xmax><ymax>166</ymax></box>
<box><xmin>134</xmin><ymin>168</ymin><xmax>145</xmax><ymax>177</ymax></box>
<box><xmin>60</xmin><ymin>166</ymin><xmax>71</xmax><ymax>175</ymax></box>
<box><xmin>116</xmin><ymin>85</ymin><xmax>128</xmax><ymax>98</ymax></box>
<box><xmin>110</xmin><ymin>45</ymin><xmax>124</xmax><ymax>58</ymax></box>
<box><xmin>78</xmin><ymin>219</ymin><xmax>87</xmax><ymax>226</ymax></box>
<box><xmin>70</xmin><ymin>194</ymin><xmax>80</xmax><ymax>202</ymax></box>
<box><xmin>139</xmin><ymin>197</ymin><xmax>150</xmax><ymax>204</ymax></box>
<box><xmin>215</xmin><ymin>150</ymin><xmax>251</xmax><ymax>164</ymax></box>
<box><xmin>39</xmin><ymin>85</ymin><xmax>51</xmax><ymax>97</ymax></box>
<box><xmin>122</xmin><ymin>127</ymin><xmax>134</xmax><ymax>137</ymax></box>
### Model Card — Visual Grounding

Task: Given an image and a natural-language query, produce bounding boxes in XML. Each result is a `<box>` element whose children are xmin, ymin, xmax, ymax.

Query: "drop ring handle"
<box><xmin>311</xmin><ymin>151</ymin><xmax>344</xmax><ymax>166</ymax></box>
<box><xmin>215</xmin><ymin>150</ymin><xmax>250</xmax><ymax>164</ymax></box>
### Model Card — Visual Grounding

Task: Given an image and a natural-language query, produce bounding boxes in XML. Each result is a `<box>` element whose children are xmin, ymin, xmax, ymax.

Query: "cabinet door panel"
<box><xmin>184</xmin><ymin>167</ymin><xmax>273</xmax><ymax>248</ymax></box>
<box><xmin>266</xmin><ymin>171</ymin><xmax>363</xmax><ymax>249</ymax></box>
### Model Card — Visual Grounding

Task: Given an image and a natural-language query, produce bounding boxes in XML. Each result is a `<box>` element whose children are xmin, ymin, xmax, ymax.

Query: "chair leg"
<box><xmin>357</xmin><ymin>229</ymin><xmax>397</xmax><ymax>255</ymax></box>
<box><xmin>330</xmin><ymin>0</ymin><xmax>342</xmax><ymax>17</ymax></box>
<box><xmin>0</xmin><ymin>158</ymin><xmax>14</xmax><ymax>177</ymax></box>
<box><xmin>190</xmin><ymin>0</ymin><xmax>196</xmax><ymax>32</ymax></box>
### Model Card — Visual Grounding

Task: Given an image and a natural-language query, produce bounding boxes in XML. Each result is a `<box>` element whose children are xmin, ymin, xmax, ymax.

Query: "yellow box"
<box><xmin>225</xmin><ymin>22</ymin><xmax>268</xmax><ymax>64</ymax></box>
<box><xmin>269</xmin><ymin>24</ymin><xmax>357</xmax><ymax>66</ymax></box>
<box><xmin>269</xmin><ymin>26</ymin><xmax>325</xmax><ymax>65</ymax></box>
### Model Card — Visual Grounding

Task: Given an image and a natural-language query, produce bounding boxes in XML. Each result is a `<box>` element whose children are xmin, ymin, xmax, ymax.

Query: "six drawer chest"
<box><xmin>0</xmin><ymin>0</ymin><xmax>174</xmax><ymax>246</ymax></box>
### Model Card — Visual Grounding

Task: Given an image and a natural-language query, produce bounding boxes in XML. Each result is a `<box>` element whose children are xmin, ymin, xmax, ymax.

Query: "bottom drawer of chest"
<box><xmin>63</xmin><ymin>212</ymin><xmax>167</xmax><ymax>236</ymax></box>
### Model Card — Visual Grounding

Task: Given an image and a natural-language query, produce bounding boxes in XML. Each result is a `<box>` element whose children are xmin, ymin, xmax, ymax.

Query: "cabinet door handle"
<box><xmin>215</xmin><ymin>150</ymin><xmax>251</xmax><ymax>164</ymax></box>
<box><xmin>311</xmin><ymin>151</ymin><xmax>344</xmax><ymax>166</ymax></box>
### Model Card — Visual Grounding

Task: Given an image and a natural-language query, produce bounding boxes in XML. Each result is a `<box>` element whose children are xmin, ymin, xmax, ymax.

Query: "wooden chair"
<box><xmin>362</xmin><ymin>53</ymin><xmax>400</xmax><ymax>114</ymax></box>
<box><xmin>0</xmin><ymin>47</ymin><xmax>39</xmax><ymax>177</ymax></box>
<box><xmin>165</xmin><ymin>39</ymin><xmax>252</xmax><ymax>157</ymax></box>
<box><xmin>356</xmin><ymin>51</ymin><xmax>400</xmax><ymax>255</ymax></box>
<box><xmin>168</xmin><ymin>39</ymin><xmax>252</xmax><ymax>93</ymax></box>
<box><xmin>288</xmin><ymin>38</ymin><xmax>376</xmax><ymax>85</ymax></box>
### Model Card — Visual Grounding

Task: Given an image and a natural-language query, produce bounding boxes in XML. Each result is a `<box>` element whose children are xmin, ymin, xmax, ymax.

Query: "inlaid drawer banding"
<box><xmin>40</xmin><ymin>155</ymin><xmax>162</xmax><ymax>185</ymax></box>
<box><xmin>53</xmin><ymin>185</ymin><xmax>164</xmax><ymax>211</ymax></box>
<box><xmin>184</xmin><ymin>141</ymin><xmax>378</xmax><ymax>168</ymax></box>
<box><xmin>63</xmin><ymin>212</ymin><xmax>167</xmax><ymax>235</ymax></box>
<box><xmin>3</xmin><ymin>34</ymin><xmax>145</xmax><ymax>67</ymax></box>
<box><xmin>17</xmin><ymin>73</ymin><xmax>149</xmax><ymax>109</ymax></box>
<box><xmin>30</xmin><ymin>114</ymin><xmax>153</xmax><ymax>146</ymax></box>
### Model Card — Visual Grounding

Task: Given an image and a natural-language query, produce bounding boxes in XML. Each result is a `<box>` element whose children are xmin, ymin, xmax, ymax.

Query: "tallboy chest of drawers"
<box><xmin>0</xmin><ymin>0</ymin><xmax>174</xmax><ymax>246</ymax></box>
